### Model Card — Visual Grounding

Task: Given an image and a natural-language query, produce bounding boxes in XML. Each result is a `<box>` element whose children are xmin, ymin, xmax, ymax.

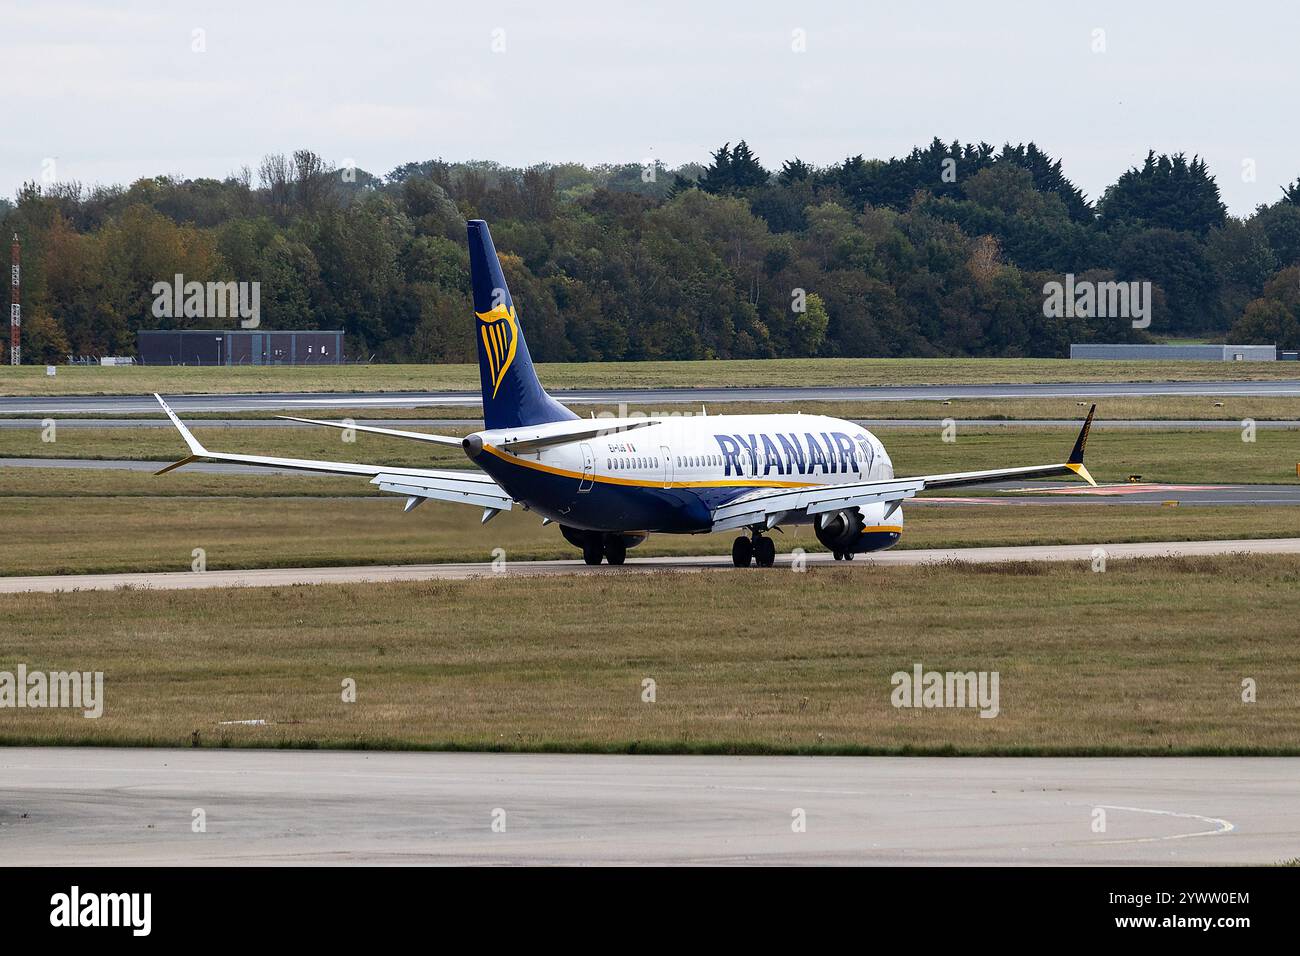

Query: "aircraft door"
<box><xmin>578</xmin><ymin>443</ymin><xmax>595</xmax><ymax>492</ymax></box>
<box><xmin>661</xmin><ymin>445</ymin><xmax>673</xmax><ymax>489</ymax></box>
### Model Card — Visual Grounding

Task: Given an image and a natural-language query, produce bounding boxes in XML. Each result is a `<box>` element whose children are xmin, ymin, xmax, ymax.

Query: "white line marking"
<box><xmin>1091</xmin><ymin>804</ymin><xmax>1235</xmax><ymax>844</ymax></box>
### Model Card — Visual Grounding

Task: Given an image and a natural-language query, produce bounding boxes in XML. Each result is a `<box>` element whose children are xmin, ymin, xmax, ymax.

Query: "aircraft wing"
<box><xmin>711</xmin><ymin>405</ymin><xmax>1096</xmax><ymax>533</ymax></box>
<box><xmin>153</xmin><ymin>394</ymin><xmax>513</xmax><ymax>512</ymax></box>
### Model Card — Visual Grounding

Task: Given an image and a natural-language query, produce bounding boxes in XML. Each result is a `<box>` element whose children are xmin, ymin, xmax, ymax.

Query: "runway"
<box><xmin>3</xmin><ymin>537</ymin><xmax>1298</xmax><ymax>593</ymax></box>
<box><xmin>1</xmin><ymin>749</ymin><xmax>1294</xmax><ymax>865</ymax></box>
<box><xmin>5</xmin><ymin>378</ymin><xmax>1300</xmax><ymax>414</ymax></box>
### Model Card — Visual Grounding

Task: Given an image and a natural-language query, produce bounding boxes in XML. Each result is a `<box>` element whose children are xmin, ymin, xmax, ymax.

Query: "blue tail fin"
<box><xmin>467</xmin><ymin>219</ymin><xmax>577</xmax><ymax>430</ymax></box>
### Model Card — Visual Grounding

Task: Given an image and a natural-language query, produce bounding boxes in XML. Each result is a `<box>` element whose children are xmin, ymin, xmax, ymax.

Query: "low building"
<box><xmin>137</xmin><ymin>330</ymin><xmax>344</xmax><ymax>366</ymax></box>
<box><xmin>1069</xmin><ymin>343</ymin><xmax>1277</xmax><ymax>362</ymax></box>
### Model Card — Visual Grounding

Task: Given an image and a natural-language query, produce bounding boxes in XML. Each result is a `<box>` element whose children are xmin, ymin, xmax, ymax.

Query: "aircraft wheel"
<box><xmin>754</xmin><ymin>535</ymin><xmax>776</xmax><ymax>568</ymax></box>
<box><xmin>603</xmin><ymin>537</ymin><xmax>627</xmax><ymax>566</ymax></box>
<box><xmin>832</xmin><ymin>550</ymin><xmax>843</xmax><ymax>561</ymax></box>
<box><xmin>582</xmin><ymin>540</ymin><xmax>604</xmax><ymax>565</ymax></box>
<box><xmin>843</xmin><ymin>551</ymin><xmax>856</xmax><ymax>561</ymax></box>
<box><xmin>731</xmin><ymin>536</ymin><xmax>753</xmax><ymax>568</ymax></box>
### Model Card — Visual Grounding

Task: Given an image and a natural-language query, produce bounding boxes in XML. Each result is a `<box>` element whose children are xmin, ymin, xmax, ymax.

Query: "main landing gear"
<box><xmin>732</xmin><ymin>531</ymin><xmax>776</xmax><ymax>568</ymax></box>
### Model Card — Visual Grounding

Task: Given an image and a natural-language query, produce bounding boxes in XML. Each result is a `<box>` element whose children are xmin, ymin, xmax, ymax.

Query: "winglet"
<box><xmin>154</xmin><ymin>394</ymin><xmax>207</xmax><ymax>474</ymax></box>
<box><xmin>154</xmin><ymin>454</ymin><xmax>201</xmax><ymax>476</ymax></box>
<box><xmin>1065</xmin><ymin>404</ymin><xmax>1097</xmax><ymax>486</ymax></box>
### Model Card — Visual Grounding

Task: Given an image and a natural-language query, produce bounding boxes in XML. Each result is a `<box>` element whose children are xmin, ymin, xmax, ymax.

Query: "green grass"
<box><xmin>0</xmin><ymin>467</ymin><xmax>378</xmax><ymax>498</ymax></box>
<box><xmin>0</xmin><ymin>423</ymin><xmax>476</xmax><ymax>471</ymax></box>
<box><xmin>12</xmin><ymin>394</ymin><xmax>1300</xmax><ymax>421</ymax></box>
<box><xmin>2</xmin><ymin>555</ymin><xmax>1298</xmax><ymax>754</ymax></box>
<box><xmin>884</xmin><ymin>426</ymin><xmax>1300</xmax><ymax>486</ymax></box>
<box><xmin>3</xmin><ymin>357</ymin><xmax>1299</xmax><ymax>396</ymax></box>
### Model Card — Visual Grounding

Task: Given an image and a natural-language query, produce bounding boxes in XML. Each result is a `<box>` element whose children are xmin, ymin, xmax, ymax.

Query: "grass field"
<box><xmin>3</xmin><ymin>490</ymin><xmax>1299</xmax><ymax>575</ymax></box>
<box><xmin>0</xmin><ymin>467</ymin><xmax>375</xmax><ymax>499</ymax></box>
<box><xmin>12</xmin><ymin>395</ymin><xmax>1300</xmax><ymax>421</ymax></box>
<box><xmin>3</xmin><ymin>420</ymin><xmax>1296</xmax><ymax>484</ymax></box>
<box><xmin>584</xmin><ymin>396</ymin><xmax>1300</xmax><ymax>422</ymax></box>
<box><xmin>2</xmin><ymin>555</ymin><xmax>1297</xmax><ymax>754</ymax></box>
<box><xmin>3</xmin><ymin>357</ymin><xmax>1300</xmax><ymax>396</ymax></box>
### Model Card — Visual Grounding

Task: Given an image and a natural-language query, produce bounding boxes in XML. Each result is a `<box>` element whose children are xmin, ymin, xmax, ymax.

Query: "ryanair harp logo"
<box><xmin>476</xmin><ymin>303</ymin><xmax>519</xmax><ymax>399</ymax></box>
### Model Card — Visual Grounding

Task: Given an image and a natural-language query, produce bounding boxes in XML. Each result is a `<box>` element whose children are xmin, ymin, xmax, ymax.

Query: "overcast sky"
<box><xmin>5</xmin><ymin>0</ymin><xmax>1297</xmax><ymax>215</ymax></box>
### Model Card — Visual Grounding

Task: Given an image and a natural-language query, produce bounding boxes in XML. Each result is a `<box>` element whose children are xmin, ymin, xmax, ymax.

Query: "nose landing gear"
<box><xmin>732</xmin><ymin>531</ymin><xmax>777</xmax><ymax>568</ymax></box>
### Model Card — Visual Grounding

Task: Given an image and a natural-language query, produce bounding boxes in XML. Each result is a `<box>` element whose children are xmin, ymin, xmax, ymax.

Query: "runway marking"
<box><xmin>1088</xmin><ymin>804</ymin><xmax>1236</xmax><ymax>844</ymax></box>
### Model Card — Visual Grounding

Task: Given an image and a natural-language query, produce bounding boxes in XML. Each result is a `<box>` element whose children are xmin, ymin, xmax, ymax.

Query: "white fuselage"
<box><xmin>471</xmin><ymin>413</ymin><xmax>900</xmax><ymax>534</ymax></box>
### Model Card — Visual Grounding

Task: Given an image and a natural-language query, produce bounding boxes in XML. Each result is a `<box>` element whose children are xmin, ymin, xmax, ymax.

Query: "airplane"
<box><xmin>155</xmin><ymin>218</ymin><xmax>1097</xmax><ymax>568</ymax></box>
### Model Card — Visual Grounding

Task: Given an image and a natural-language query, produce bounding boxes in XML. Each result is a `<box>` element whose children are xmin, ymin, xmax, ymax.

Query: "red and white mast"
<box><xmin>9</xmin><ymin>233</ymin><xmax>19</xmax><ymax>365</ymax></box>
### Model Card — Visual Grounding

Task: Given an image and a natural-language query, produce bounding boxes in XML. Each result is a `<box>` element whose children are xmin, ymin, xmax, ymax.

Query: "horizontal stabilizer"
<box><xmin>275</xmin><ymin>416</ymin><xmax>464</xmax><ymax>446</ymax></box>
<box><xmin>497</xmin><ymin>418</ymin><xmax>661</xmax><ymax>453</ymax></box>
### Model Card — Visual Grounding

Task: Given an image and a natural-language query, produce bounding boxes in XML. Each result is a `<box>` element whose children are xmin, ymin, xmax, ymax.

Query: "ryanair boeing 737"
<box><xmin>155</xmin><ymin>219</ymin><xmax>1096</xmax><ymax>567</ymax></box>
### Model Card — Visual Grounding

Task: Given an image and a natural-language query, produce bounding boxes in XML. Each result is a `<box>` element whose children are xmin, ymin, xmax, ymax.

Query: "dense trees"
<box><xmin>2</xmin><ymin>140</ymin><xmax>1298</xmax><ymax>362</ymax></box>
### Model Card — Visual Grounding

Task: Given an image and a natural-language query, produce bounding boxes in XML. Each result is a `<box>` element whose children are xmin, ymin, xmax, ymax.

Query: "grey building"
<box><xmin>1069</xmin><ymin>343</ymin><xmax>1277</xmax><ymax>362</ymax></box>
<box><xmin>137</xmin><ymin>330</ymin><xmax>344</xmax><ymax>366</ymax></box>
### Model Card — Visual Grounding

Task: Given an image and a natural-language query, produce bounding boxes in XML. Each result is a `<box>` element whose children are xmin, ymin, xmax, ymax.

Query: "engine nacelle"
<box><xmin>814</xmin><ymin>508</ymin><xmax>864</xmax><ymax>550</ymax></box>
<box><xmin>814</xmin><ymin>504</ymin><xmax>903</xmax><ymax>554</ymax></box>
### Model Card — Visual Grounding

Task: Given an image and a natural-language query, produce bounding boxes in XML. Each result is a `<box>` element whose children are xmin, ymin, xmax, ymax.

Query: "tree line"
<box><xmin>3</xmin><ymin>139</ymin><xmax>1299</xmax><ymax>364</ymax></box>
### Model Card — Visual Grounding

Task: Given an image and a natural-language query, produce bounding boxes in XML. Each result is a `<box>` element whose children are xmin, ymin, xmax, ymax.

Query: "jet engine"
<box><xmin>814</xmin><ymin>505</ymin><xmax>903</xmax><ymax>556</ymax></box>
<box><xmin>814</xmin><ymin>508</ymin><xmax>865</xmax><ymax>552</ymax></box>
